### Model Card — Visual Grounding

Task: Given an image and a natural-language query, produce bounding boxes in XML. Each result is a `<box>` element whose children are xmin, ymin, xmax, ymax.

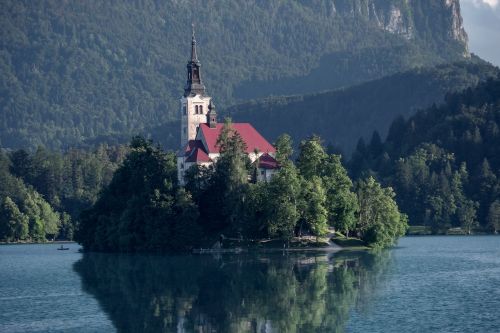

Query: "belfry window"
<box><xmin>183</xmin><ymin>106</ymin><xmax>187</xmax><ymax>115</ymax></box>
<box><xmin>200</xmin><ymin>105</ymin><xmax>203</xmax><ymax>114</ymax></box>
<box><xmin>195</xmin><ymin>105</ymin><xmax>199</xmax><ymax>114</ymax></box>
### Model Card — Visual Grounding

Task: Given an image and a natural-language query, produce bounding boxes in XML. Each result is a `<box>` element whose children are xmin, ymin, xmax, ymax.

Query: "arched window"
<box><xmin>200</xmin><ymin>105</ymin><xmax>203</xmax><ymax>114</ymax></box>
<box><xmin>195</xmin><ymin>105</ymin><xmax>199</xmax><ymax>114</ymax></box>
<box><xmin>183</xmin><ymin>106</ymin><xmax>187</xmax><ymax>115</ymax></box>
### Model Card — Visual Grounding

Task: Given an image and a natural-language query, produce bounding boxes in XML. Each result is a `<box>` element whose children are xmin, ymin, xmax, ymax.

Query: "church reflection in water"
<box><xmin>74</xmin><ymin>249</ymin><xmax>391</xmax><ymax>333</ymax></box>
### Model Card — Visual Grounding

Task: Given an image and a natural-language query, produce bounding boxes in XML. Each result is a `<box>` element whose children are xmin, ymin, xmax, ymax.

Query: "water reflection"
<box><xmin>74</xmin><ymin>250</ymin><xmax>391</xmax><ymax>333</ymax></box>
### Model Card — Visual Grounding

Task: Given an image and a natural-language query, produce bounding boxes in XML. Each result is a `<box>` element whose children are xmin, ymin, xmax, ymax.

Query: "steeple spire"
<box><xmin>184</xmin><ymin>24</ymin><xmax>205</xmax><ymax>97</ymax></box>
<box><xmin>191</xmin><ymin>23</ymin><xmax>198</xmax><ymax>63</ymax></box>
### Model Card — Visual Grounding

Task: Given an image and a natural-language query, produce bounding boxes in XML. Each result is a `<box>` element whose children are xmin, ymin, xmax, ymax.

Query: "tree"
<box><xmin>322</xmin><ymin>154</ymin><xmax>359</xmax><ymax>237</ymax></box>
<box><xmin>266</xmin><ymin>161</ymin><xmax>301</xmax><ymax>240</ymax></box>
<box><xmin>0</xmin><ymin>197</ymin><xmax>29</xmax><ymax>242</ymax></box>
<box><xmin>200</xmin><ymin>118</ymin><xmax>250</xmax><ymax>234</ymax></box>
<box><xmin>168</xmin><ymin>188</ymin><xmax>202</xmax><ymax>251</ymax></box>
<box><xmin>76</xmin><ymin>136</ymin><xmax>180</xmax><ymax>252</ymax></box>
<box><xmin>487</xmin><ymin>200</ymin><xmax>500</xmax><ymax>233</ymax></box>
<box><xmin>184</xmin><ymin>164</ymin><xmax>214</xmax><ymax>201</ymax></box>
<box><xmin>297</xmin><ymin>136</ymin><xmax>327</xmax><ymax>180</ymax></box>
<box><xmin>457</xmin><ymin>199</ymin><xmax>478</xmax><ymax>235</ymax></box>
<box><xmin>356</xmin><ymin>177</ymin><xmax>408</xmax><ymax>248</ymax></box>
<box><xmin>274</xmin><ymin>134</ymin><xmax>293</xmax><ymax>164</ymax></box>
<box><xmin>301</xmin><ymin>176</ymin><xmax>328</xmax><ymax>238</ymax></box>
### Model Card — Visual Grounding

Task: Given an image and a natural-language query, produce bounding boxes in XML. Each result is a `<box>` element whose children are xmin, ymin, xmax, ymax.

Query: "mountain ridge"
<box><xmin>0</xmin><ymin>0</ymin><xmax>471</xmax><ymax>150</ymax></box>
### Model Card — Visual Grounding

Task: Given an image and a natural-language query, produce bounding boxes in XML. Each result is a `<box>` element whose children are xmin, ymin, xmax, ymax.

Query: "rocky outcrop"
<box><xmin>325</xmin><ymin>0</ymin><xmax>468</xmax><ymax>47</ymax></box>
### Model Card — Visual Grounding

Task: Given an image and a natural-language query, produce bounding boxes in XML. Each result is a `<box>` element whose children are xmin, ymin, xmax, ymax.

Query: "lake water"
<box><xmin>1</xmin><ymin>236</ymin><xmax>500</xmax><ymax>333</ymax></box>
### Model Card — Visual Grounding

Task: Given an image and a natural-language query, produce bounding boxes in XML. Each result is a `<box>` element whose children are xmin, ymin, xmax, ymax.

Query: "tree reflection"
<box><xmin>74</xmin><ymin>250</ymin><xmax>391</xmax><ymax>333</ymax></box>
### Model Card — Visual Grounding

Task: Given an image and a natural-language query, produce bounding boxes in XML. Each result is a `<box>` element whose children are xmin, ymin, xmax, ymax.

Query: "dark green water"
<box><xmin>1</xmin><ymin>236</ymin><xmax>500</xmax><ymax>332</ymax></box>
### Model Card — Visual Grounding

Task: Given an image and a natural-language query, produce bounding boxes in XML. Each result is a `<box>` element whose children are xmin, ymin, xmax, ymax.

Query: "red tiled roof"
<box><xmin>184</xmin><ymin>140</ymin><xmax>204</xmax><ymax>155</ymax></box>
<box><xmin>183</xmin><ymin>140</ymin><xmax>211</xmax><ymax>163</ymax></box>
<box><xmin>258</xmin><ymin>153</ymin><xmax>279</xmax><ymax>169</ymax></box>
<box><xmin>186</xmin><ymin>146</ymin><xmax>211</xmax><ymax>163</ymax></box>
<box><xmin>199</xmin><ymin>123</ymin><xmax>276</xmax><ymax>154</ymax></box>
<box><xmin>178</xmin><ymin>140</ymin><xmax>203</xmax><ymax>157</ymax></box>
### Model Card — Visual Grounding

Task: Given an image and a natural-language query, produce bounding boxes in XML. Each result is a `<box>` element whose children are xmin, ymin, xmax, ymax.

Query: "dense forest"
<box><xmin>76</xmin><ymin>124</ymin><xmax>407</xmax><ymax>252</ymax></box>
<box><xmin>0</xmin><ymin>0</ymin><xmax>470</xmax><ymax>150</ymax></box>
<box><xmin>0</xmin><ymin>145</ymin><xmax>127</xmax><ymax>242</ymax></box>
<box><xmin>349</xmin><ymin>76</ymin><xmax>500</xmax><ymax>233</ymax></box>
<box><xmin>227</xmin><ymin>61</ymin><xmax>500</xmax><ymax>154</ymax></box>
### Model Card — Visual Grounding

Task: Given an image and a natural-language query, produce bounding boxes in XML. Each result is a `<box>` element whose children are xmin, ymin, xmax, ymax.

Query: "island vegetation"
<box><xmin>2</xmin><ymin>77</ymin><xmax>499</xmax><ymax>244</ymax></box>
<box><xmin>75</xmin><ymin>120</ymin><xmax>407</xmax><ymax>252</ymax></box>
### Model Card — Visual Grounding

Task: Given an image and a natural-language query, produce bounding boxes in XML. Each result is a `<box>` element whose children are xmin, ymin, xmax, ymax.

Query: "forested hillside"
<box><xmin>227</xmin><ymin>61</ymin><xmax>499</xmax><ymax>154</ymax></box>
<box><xmin>0</xmin><ymin>145</ymin><xmax>127</xmax><ymax>242</ymax></box>
<box><xmin>1</xmin><ymin>0</ymin><xmax>470</xmax><ymax>149</ymax></box>
<box><xmin>349</xmin><ymin>76</ymin><xmax>500</xmax><ymax>232</ymax></box>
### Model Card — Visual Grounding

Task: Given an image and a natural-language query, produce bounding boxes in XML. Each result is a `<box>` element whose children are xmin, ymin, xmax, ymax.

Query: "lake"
<box><xmin>1</xmin><ymin>236</ymin><xmax>500</xmax><ymax>332</ymax></box>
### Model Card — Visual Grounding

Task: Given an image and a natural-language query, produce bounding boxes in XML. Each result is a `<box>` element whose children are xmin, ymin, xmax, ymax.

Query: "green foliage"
<box><xmin>487</xmin><ymin>200</ymin><xmax>500</xmax><ymax>233</ymax></box>
<box><xmin>322</xmin><ymin>155</ymin><xmax>359</xmax><ymax>237</ymax></box>
<box><xmin>198</xmin><ymin>119</ymin><xmax>250</xmax><ymax>234</ymax></box>
<box><xmin>0</xmin><ymin>197</ymin><xmax>29</xmax><ymax>242</ymax></box>
<box><xmin>0</xmin><ymin>0</ymin><xmax>472</xmax><ymax>150</ymax></box>
<box><xmin>228</xmin><ymin>61</ymin><xmax>499</xmax><ymax>155</ymax></box>
<box><xmin>0</xmin><ymin>143</ymin><xmax>126</xmax><ymax>242</ymax></box>
<box><xmin>301</xmin><ymin>176</ymin><xmax>329</xmax><ymax>237</ymax></box>
<box><xmin>351</xmin><ymin>76</ymin><xmax>500</xmax><ymax>232</ymax></box>
<box><xmin>274</xmin><ymin>133</ymin><xmax>294</xmax><ymax>164</ymax></box>
<box><xmin>265</xmin><ymin>161</ymin><xmax>302</xmax><ymax>240</ymax></box>
<box><xmin>76</xmin><ymin>137</ymin><xmax>196</xmax><ymax>252</ymax></box>
<box><xmin>77</xmin><ymin>131</ymin><xmax>407</xmax><ymax>251</ymax></box>
<box><xmin>297</xmin><ymin>136</ymin><xmax>327</xmax><ymax>180</ymax></box>
<box><xmin>356</xmin><ymin>177</ymin><xmax>408</xmax><ymax>248</ymax></box>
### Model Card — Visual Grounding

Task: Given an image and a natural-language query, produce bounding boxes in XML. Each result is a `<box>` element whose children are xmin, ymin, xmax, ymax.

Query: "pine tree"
<box><xmin>487</xmin><ymin>200</ymin><xmax>500</xmax><ymax>233</ymax></box>
<box><xmin>274</xmin><ymin>133</ymin><xmax>293</xmax><ymax>164</ymax></box>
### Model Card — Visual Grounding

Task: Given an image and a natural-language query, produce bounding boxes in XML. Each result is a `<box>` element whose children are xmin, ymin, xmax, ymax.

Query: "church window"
<box><xmin>195</xmin><ymin>105</ymin><xmax>199</xmax><ymax>114</ymax></box>
<box><xmin>200</xmin><ymin>105</ymin><xmax>203</xmax><ymax>113</ymax></box>
<box><xmin>183</xmin><ymin>106</ymin><xmax>187</xmax><ymax>115</ymax></box>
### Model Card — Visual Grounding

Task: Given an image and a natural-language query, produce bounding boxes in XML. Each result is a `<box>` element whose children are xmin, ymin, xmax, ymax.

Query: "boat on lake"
<box><xmin>57</xmin><ymin>245</ymin><xmax>69</xmax><ymax>250</ymax></box>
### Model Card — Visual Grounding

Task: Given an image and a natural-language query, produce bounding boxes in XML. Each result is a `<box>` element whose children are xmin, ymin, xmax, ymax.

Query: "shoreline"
<box><xmin>0</xmin><ymin>240</ymin><xmax>75</xmax><ymax>245</ymax></box>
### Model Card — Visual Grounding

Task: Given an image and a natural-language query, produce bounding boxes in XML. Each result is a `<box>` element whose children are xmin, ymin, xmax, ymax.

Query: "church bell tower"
<box><xmin>180</xmin><ymin>25</ymin><xmax>211</xmax><ymax>146</ymax></box>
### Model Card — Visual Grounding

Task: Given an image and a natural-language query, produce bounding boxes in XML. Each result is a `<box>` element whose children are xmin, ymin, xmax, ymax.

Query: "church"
<box><xmin>177</xmin><ymin>30</ymin><xmax>279</xmax><ymax>185</ymax></box>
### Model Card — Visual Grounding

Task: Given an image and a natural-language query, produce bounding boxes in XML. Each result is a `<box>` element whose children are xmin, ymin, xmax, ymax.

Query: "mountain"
<box><xmin>349</xmin><ymin>75</ymin><xmax>500</xmax><ymax>231</ymax></box>
<box><xmin>226</xmin><ymin>61</ymin><xmax>499</xmax><ymax>155</ymax></box>
<box><xmin>0</xmin><ymin>0</ymin><xmax>471</xmax><ymax>150</ymax></box>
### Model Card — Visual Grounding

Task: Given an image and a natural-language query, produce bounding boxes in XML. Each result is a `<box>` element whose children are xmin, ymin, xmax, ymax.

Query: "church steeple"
<box><xmin>184</xmin><ymin>24</ymin><xmax>206</xmax><ymax>97</ymax></box>
<box><xmin>207</xmin><ymin>99</ymin><xmax>217</xmax><ymax>128</ymax></box>
<box><xmin>190</xmin><ymin>24</ymin><xmax>198</xmax><ymax>62</ymax></box>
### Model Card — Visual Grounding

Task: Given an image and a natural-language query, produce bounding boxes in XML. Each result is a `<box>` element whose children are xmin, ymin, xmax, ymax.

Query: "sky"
<box><xmin>460</xmin><ymin>0</ymin><xmax>500</xmax><ymax>66</ymax></box>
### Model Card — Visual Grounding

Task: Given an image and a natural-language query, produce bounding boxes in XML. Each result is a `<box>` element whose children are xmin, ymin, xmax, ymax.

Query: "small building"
<box><xmin>177</xmin><ymin>28</ymin><xmax>279</xmax><ymax>185</ymax></box>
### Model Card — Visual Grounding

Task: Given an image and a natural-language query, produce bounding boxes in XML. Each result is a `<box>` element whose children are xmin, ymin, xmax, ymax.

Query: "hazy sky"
<box><xmin>460</xmin><ymin>0</ymin><xmax>500</xmax><ymax>66</ymax></box>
